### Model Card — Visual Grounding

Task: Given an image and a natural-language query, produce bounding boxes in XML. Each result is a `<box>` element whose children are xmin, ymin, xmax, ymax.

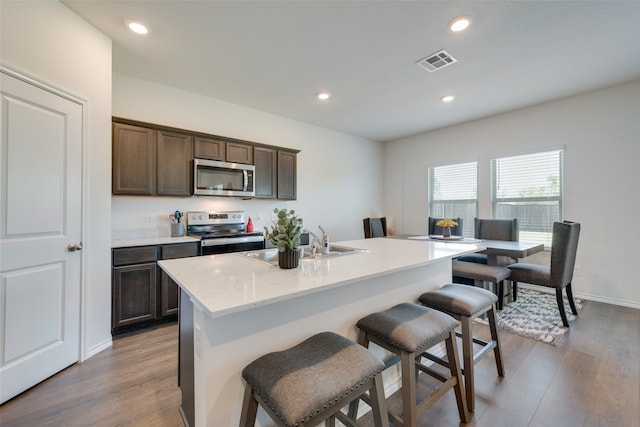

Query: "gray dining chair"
<box><xmin>363</xmin><ymin>217</ymin><xmax>387</xmax><ymax>238</ymax></box>
<box><xmin>507</xmin><ymin>221</ymin><xmax>581</xmax><ymax>327</ymax></box>
<box><xmin>457</xmin><ymin>218</ymin><xmax>518</xmax><ymax>265</ymax></box>
<box><xmin>428</xmin><ymin>217</ymin><xmax>463</xmax><ymax>236</ymax></box>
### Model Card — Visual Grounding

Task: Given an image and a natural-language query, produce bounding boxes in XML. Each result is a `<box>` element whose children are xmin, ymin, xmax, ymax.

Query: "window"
<box><xmin>428</xmin><ymin>161</ymin><xmax>477</xmax><ymax>237</ymax></box>
<box><xmin>492</xmin><ymin>150</ymin><xmax>563</xmax><ymax>247</ymax></box>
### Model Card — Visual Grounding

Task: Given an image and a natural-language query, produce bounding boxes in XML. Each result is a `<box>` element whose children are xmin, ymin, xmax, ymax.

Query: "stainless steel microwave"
<box><xmin>193</xmin><ymin>158</ymin><xmax>255</xmax><ymax>197</ymax></box>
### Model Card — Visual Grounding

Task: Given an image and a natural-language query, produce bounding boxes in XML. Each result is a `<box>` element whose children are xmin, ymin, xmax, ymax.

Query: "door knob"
<box><xmin>67</xmin><ymin>243</ymin><xmax>83</xmax><ymax>252</ymax></box>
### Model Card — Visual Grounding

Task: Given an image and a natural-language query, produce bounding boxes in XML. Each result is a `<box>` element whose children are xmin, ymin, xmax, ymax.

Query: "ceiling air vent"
<box><xmin>416</xmin><ymin>49</ymin><xmax>457</xmax><ymax>73</ymax></box>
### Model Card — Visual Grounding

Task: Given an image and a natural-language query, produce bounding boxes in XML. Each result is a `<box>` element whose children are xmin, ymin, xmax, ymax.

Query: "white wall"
<box><xmin>112</xmin><ymin>73</ymin><xmax>384</xmax><ymax>242</ymax></box>
<box><xmin>384</xmin><ymin>80</ymin><xmax>640</xmax><ymax>308</ymax></box>
<box><xmin>1</xmin><ymin>1</ymin><xmax>113</xmax><ymax>358</ymax></box>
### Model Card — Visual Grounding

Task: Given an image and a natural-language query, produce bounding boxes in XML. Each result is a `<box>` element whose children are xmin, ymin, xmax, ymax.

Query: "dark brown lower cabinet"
<box><xmin>112</xmin><ymin>242</ymin><xmax>199</xmax><ymax>335</ymax></box>
<box><xmin>161</xmin><ymin>277</ymin><xmax>179</xmax><ymax>317</ymax></box>
<box><xmin>112</xmin><ymin>263</ymin><xmax>157</xmax><ymax>328</ymax></box>
<box><xmin>158</xmin><ymin>242</ymin><xmax>199</xmax><ymax>317</ymax></box>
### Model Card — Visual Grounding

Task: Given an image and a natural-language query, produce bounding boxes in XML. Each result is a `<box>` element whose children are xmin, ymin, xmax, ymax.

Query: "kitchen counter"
<box><xmin>159</xmin><ymin>237</ymin><xmax>482</xmax><ymax>318</ymax></box>
<box><xmin>158</xmin><ymin>237</ymin><xmax>484</xmax><ymax>426</ymax></box>
<box><xmin>111</xmin><ymin>235</ymin><xmax>200</xmax><ymax>248</ymax></box>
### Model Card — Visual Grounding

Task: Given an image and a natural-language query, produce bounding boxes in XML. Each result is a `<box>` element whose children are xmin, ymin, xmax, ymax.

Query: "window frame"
<box><xmin>491</xmin><ymin>149</ymin><xmax>563</xmax><ymax>248</ymax></box>
<box><xmin>428</xmin><ymin>161</ymin><xmax>478</xmax><ymax>237</ymax></box>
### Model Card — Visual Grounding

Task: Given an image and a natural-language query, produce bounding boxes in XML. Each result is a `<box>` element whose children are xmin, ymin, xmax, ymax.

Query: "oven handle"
<box><xmin>201</xmin><ymin>235</ymin><xmax>265</xmax><ymax>247</ymax></box>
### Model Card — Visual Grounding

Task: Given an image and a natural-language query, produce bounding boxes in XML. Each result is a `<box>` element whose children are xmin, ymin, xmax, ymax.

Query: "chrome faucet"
<box><xmin>305</xmin><ymin>226</ymin><xmax>329</xmax><ymax>257</ymax></box>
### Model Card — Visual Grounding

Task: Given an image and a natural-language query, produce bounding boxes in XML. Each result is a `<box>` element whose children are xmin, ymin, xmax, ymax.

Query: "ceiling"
<box><xmin>63</xmin><ymin>1</ymin><xmax>640</xmax><ymax>142</ymax></box>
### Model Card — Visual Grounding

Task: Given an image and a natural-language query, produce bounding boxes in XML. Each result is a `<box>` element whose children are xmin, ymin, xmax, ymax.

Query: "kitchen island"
<box><xmin>158</xmin><ymin>237</ymin><xmax>484</xmax><ymax>427</ymax></box>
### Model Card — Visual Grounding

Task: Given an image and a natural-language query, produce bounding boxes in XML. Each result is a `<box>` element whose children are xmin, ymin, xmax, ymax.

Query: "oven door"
<box><xmin>200</xmin><ymin>236</ymin><xmax>265</xmax><ymax>255</ymax></box>
<box><xmin>193</xmin><ymin>159</ymin><xmax>255</xmax><ymax>197</ymax></box>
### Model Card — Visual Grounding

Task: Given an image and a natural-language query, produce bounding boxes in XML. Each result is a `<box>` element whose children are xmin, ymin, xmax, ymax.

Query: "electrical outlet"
<box><xmin>146</xmin><ymin>214</ymin><xmax>153</xmax><ymax>224</ymax></box>
<box><xmin>256</xmin><ymin>212</ymin><xmax>262</xmax><ymax>221</ymax></box>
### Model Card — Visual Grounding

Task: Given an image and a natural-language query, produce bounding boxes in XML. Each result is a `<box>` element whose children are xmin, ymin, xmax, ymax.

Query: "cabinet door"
<box><xmin>226</xmin><ymin>142</ymin><xmax>253</xmax><ymax>164</ymax></box>
<box><xmin>277</xmin><ymin>151</ymin><xmax>297</xmax><ymax>200</ymax></box>
<box><xmin>159</xmin><ymin>242</ymin><xmax>199</xmax><ymax>317</ymax></box>
<box><xmin>112</xmin><ymin>263</ymin><xmax>157</xmax><ymax>329</ymax></box>
<box><xmin>194</xmin><ymin>136</ymin><xmax>225</xmax><ymax>161</ymax></box>
<box><xmin>157</xmin><ymin>130</ymin><xmax>192</xmax><ymax>196</ymax></box>
<box><xmin>254</xmin><ymin>147</ymin><xmax>277</xmax><ymax>199</ymax></box>
<box><xmin>112</xmin><ymin>123</ymin><xmax>156</xmax><ymax>195</ymax></box>
<box><xmin>160</xmin><ymin>275</ymin><xmax>180</xmax><ymax>317</ymax></box>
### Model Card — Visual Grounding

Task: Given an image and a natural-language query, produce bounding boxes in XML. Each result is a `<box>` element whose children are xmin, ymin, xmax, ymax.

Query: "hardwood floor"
<box><xmin>1</xmin><ymin>300</ymin><xmax>638</xmax><ymax>427</ymax></box>
<box><xmin>0</xmin><ymin>324</ymin><xmax>182</xmax><ymax>427</ymax></box>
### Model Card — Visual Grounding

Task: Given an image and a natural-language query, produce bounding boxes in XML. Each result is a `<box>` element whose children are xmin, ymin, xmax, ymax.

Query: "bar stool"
<box><xmin>239</xmin><ymin>331</ymin><xmax>389</xmax><ymax>427</ymax></box>
<box><xmin>418</xmin><ymin>284</ymin><xmax>505</xmax><ymax>412</ymax></box>
<box><xmin>355</xmin><ymin>303</ymin><xmax>470</xmax><ymax>427</ymax></box>
<box><xmin>451</xmin><ymin>260</ymin><xmax>512</xmax><ymax>309</ymax></box>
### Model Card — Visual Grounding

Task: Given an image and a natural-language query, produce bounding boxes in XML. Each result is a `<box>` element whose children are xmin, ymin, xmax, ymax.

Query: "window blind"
<box><xmin>428</xmin><ymin>161</ymin><xmax>477</xmax><ymax>237</ymax></box>
<box><xmin>492</xmin><ymin>150</ymin><xmax>563</xmax><ymax>247</ymax></box>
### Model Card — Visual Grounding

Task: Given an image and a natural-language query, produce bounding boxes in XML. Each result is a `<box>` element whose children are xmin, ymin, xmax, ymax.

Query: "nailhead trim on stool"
<box><xmin>355</xmin><ymin>303</ymin><xmax>470</xmax><ymax>427</ymax></box>
<box><xmin>419</xmin><ymin>284</ymin><xmax>505</xmax><ymax>411</ymax></box>
<box><xmin>239</xmin><ymin>331</ymin><xmax>389</xmax><ymax>427</ymax></box>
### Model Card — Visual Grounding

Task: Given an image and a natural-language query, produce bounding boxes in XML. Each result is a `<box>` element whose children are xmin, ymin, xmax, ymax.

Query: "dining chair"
<box><xmin>457</xmin><ymin>218</ymin><xmax>519</xmax><ymax>265</ymax></box>
<box><xmin>363</xmin><ymin>217</ymin><xmax>387</xmax><ymax>238</ymax></box>
<box><xmin>428</xmin><ymin>217</ymin><xmax>463</xmax><ymax>236</ymax></box>
<box><xmin>507</xmin><ymin>221</ymin><xmax>581</xmax><ymax>327</ymax></box>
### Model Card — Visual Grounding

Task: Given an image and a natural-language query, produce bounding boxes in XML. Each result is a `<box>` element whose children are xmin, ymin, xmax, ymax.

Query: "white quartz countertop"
<box><xmin>158</xmin><ymin>237</ymin><xmax>484</xmax><ymax>318</ymax></box>
<box><xmin>112</xmin><ymin>236</ymin><xmax>200</xmax><ymax>248</ymax></box>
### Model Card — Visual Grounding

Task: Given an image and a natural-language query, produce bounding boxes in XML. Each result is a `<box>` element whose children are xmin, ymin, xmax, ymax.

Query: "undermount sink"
<box><xmin>240</xmin><ymin>245</ymin><xmax>367</xmax><ymax>266</ymax></box>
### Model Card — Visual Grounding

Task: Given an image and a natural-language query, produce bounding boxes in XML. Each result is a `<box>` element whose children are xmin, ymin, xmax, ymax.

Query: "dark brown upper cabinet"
<box><xmin>254</xmin><ymin>147</ymin><xmax>298</xmax><ymax>200</ymax></box>
<box><xmin>157</xmin><ymin>130</ymin><xmax>192</xmax><ymax>196</ymax></box>
<box><xmin>113</xmin><ymin>121</ymin><xmax>192</xmax><ymax>196</ymax></box>
<box><xmin>193</xmin><ymin>136</ymin><xmax>225</xmax><ymax>161</ymax></box>
<box><xmin>254</xmin><ymin>147</ymin><xmax>277</xmax><ymax>199</ymax></box>
<box><xmin>277</xmin><ymin>150</ymin><xmax>297</xmax><ymax>200</ymax></box>
<box><xmin>112</xmin><ymin>123</ymin><xmax>156</xmax><ymax>195</ymax></box>
<box><xmin>112</xmin><ymin>117</ymin><xmax>298</xmax><ymax>199</ymax></box>
<box><xmin>226</xmin><ymin>141</ymin><xmax>253</xmax><ymax>164</ymax></box>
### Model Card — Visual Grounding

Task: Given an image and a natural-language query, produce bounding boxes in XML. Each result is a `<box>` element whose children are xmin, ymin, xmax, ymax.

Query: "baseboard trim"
<box><xmin>83</xmin><ymin>338</ymin><xmax>112</xmax><ymax>361</ymax></box>
<box><xmin>518</xmin><ymin>284</ymin><xmax>640</xmax><ymax>310</ymax></box>
<box><xmin>572</xmin><ymin>292</ymin><xmax>640</xmax><ymax>310</ymax></box>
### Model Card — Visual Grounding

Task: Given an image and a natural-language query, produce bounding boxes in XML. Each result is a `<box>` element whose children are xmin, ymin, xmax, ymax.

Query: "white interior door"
<box><xmin>0</xmin><ymin>70</ymin><xmax>83</xmax><ymax>403</ymax></box>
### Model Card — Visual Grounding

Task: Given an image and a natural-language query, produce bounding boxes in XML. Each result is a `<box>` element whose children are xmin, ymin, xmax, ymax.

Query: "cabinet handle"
<box><xmin>67</xmin><ymin>243</ymin><xmax>83</xmax><ymax>252</ymax></box>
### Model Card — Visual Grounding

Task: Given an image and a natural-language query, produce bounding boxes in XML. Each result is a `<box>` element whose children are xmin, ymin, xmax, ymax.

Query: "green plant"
<box><xmin>264</xmin><ymin>208</ymin><xmax>303</xmax><ymax>252</ymax></box>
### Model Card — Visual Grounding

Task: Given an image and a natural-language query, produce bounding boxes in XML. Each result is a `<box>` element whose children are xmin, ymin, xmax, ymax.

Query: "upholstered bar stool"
<box><xmin>452</xmin><ymin>260</ymin><xmax>512</xmax><ymax>310</ymax></box>
<box><xmin>354</xmin><ymin>303</ymin><xmax>470</xmax><ymax>427</ymax></box>
<box><xmin>418</xmin><ymin>284</ymin><xmax>505</xmax><ymax>412</ymax></box>
<box><xmin>239</xmin><ymin>331</ymin><xmax>389</xmax><ymax>427</ymax></box>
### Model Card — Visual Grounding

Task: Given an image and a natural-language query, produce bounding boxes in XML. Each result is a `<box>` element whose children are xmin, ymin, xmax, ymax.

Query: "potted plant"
<box><xmin>264</xmin><ymin>208</ymin><xmax>303</xmax><ymax>269</ymax></box>
<box><xmin>436</xmin><ymin>217</ymin><xmax>458</xmax><ymax>238</ymax></box>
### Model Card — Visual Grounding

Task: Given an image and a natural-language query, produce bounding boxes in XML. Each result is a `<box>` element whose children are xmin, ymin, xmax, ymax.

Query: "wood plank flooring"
<box><xmin>1</xmin><ymin>300</ymin><xmax>638</xmax><ymax>427</ymax></box>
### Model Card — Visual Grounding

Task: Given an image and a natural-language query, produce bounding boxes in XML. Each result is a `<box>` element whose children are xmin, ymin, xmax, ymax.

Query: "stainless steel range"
<box><xmin>186</xmin><ymin>211</ymin><xmax>264</xmax><ymax>255</ymax></box>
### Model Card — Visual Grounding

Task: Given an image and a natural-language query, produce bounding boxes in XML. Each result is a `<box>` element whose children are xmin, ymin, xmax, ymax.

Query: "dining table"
<box><xmin>389</xmin><ymin>234</ymin><xmax>545</xmax><ymax>265</ymax></box>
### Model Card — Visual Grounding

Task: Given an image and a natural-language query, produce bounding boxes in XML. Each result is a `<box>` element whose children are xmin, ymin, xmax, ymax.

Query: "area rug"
<box><xmin>477</xmin><ymin>288</ymin><xmax>584</xmax><ymax>346</ymax></box>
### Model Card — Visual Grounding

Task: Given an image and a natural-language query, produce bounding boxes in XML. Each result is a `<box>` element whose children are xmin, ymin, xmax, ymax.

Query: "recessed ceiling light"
<box><xmin>127</xmin><ymin>21</ymin><xmax>149</xmax><ymax>35</ymax></box>
<box><xmin>316</xmin><ymin>92</ymin><xmax>331</xmax><ymax>101</ymax></box>
<box><xmin>441</xmin><ymin>95</ymin><xmax>455</xmax><ymax>103</ymax></box>
<box><xmin>449</xmin><ymin>16</ymin><xmax>471</xmax><ymax>32</ymax></box>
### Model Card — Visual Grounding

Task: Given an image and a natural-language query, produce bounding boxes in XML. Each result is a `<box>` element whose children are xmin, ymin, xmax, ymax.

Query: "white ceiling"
<box><xmin>63</xmin><ymin>1</ymin><xmax>640</xmax><ymax>142</ymax></box>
